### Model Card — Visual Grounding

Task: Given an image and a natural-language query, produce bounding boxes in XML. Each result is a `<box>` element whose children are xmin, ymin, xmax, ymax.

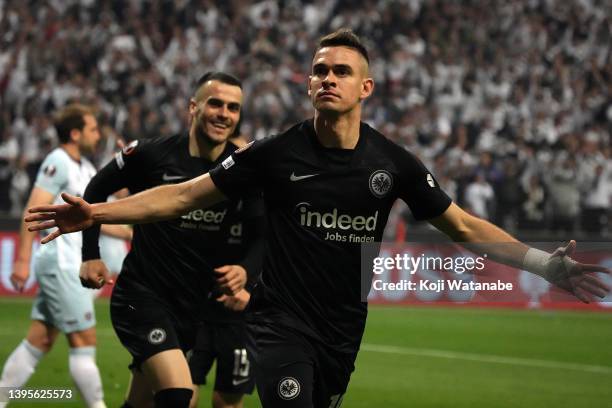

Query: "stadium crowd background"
<box><xmin>0</xmin><ymin>0</ymin><xmax>610</xmax><ymax>237</ymax></box>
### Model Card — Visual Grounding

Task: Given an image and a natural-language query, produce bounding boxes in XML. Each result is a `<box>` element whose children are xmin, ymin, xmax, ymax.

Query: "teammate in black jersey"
<box><xmin>77</xmin><ymin>72</ymin><xmax>262</xmax><ymax>408</ymax></box>
<box><xmin>27</xmin><ymin>29</ymin><xmax>610</xmax><ymax>408</ymax></box>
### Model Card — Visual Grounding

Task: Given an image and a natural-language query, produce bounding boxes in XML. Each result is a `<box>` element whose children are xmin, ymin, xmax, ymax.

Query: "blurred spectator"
<box><xmin>0</xmin><ymin>0</ymin><xmax>610</xmax><ymax>236</ymax></box>
<box><xmin>464</xmin><ymin>173</ymin><xmax>495</xmax><ymax>220</ymax></box>
<box><xmin>579</xmin><ymin>138</ymin><xmax>612</xmax><ymax>234</ymax></box>
<box><xmin>547</xmin><ymin>153</ymin><xmax>581</xmax><ymax>234</ymax></box>
<box><xmin>494</xmin><ymin>158</ymin><xmax>522</xmax><ymax>230</ymax></box>
<box><xmin>519</xmin><ymin>174</ymin><xmax>547</xmax><ymax>231</ymax></box>
<box><xmin>0</xmin><ymin>116</ymin><xmax>18</xmax><ymax>213</ymax></box>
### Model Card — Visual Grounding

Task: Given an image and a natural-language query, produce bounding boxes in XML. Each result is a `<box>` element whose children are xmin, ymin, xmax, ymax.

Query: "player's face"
<box><xmin>190</xmin><ymin>81</ymin><xmax>242</xmax><ymax>146</ymax></box>
<box><xmin>77</xmin><ymin>114</ymin><xmax>100</xmax><ymax>155</ymax></box>
<box><xmin>308</xmin><ymin>46</ymin><xmax>373</xmax><ymax>114</ymax></box>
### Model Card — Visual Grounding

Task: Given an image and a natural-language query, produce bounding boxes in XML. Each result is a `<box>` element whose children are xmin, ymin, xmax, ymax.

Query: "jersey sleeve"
<box><xmin>209</xmin><ymin>140</ymin><xmax>267</xmax><ymax>200</ymax></box>
<box><xmin>112</xmin><ymin>139</ymin><xmax>151</xmax><ymax>183</ymax></box>
<box><xmin>397</xmin><ymin>150</ymin><xmax>452</xmax><ymax>220</ymax></box>
<box><xmin>34</xmin><ymin>153</ymin><xmax>69</xmax><ymax>196</ymax></box>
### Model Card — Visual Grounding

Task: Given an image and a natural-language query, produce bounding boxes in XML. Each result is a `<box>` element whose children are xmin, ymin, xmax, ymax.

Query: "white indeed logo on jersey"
<box><xmin>369</xmin><ymin>170</ymin><xmax>393</xmax><ymax>198</ymax></box>
<box><xmin>182</xmin><ymin>209</ymin><xmax>227</xmax><ymax>223</ymax></box>
<box><xmin>296</xmin><ymin>202</ymin><xmax>378</xmax><ymax>231</ymax></box>
<box><xmin>278</xmin><ymin>377</ymin><xmax>300</xmax><ymax>400</ymax></box>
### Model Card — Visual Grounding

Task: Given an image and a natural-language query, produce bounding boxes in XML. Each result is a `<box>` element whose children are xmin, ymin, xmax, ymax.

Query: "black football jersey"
<box><xmin>210</xmin><ymin>119</ymin><xmax>452</xmax><ymax>353</ymax></box>
<box><xmin>83</xmin><ymin>134</ymin><xmax>263</xmax><ymax>322</ymax></box>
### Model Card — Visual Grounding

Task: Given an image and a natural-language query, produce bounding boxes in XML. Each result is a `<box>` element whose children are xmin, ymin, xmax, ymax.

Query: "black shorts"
<box><xmin>110</xmin><ymin>283</ymin><xmax>197</xmax><ymax>370</ymax></box>
<box><xmin>188</xmin><ymin>321</ymin><xmax>255</xmax><ymax>395</ymax></box>
<box><xmin>247</xmin><ymin>321</ymin><xmax>355</xmax><ymax>408</ymax></box>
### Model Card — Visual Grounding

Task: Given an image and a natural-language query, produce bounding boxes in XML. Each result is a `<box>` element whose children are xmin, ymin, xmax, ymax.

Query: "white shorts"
<box><xmin>30</xmin><ymin>255</ymin><xmax>96</xmax><ymax>333</ymax></box>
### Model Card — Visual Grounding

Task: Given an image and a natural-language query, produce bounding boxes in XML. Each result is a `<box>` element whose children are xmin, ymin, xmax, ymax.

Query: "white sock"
<box><xmin>0</xmin><ymin>339</ymin><xmax>44</xmax><ymax>386</ymax></box>
<box><xmin>68</xmin><ymin>347</ymin><xmax>106</xmax><ymax>408</ymax></box>
<box><xmin>0</xmin><ymin>340</ymin><xmax>44</xmax><ymax>408</ymax></box>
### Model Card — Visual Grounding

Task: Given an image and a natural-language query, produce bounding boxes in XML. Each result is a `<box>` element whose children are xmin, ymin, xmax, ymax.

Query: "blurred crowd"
<box><xmin>0</xmin><ymin>0</ymin><xmax>611</xmax><ymax>235</ymax></box>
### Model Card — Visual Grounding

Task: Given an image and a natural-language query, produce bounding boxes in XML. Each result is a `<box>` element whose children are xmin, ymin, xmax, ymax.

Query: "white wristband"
<box><xmin>522</xmin><ymin>248</ymin><xmax>550</xmax><ymax>276</ymax></box>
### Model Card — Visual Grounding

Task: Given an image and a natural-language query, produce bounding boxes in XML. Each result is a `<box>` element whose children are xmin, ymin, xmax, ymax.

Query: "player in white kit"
<box><xmin>0</xmin><ymin>104</ymin><xmax>129</xmax><ymax>408</ymax></box>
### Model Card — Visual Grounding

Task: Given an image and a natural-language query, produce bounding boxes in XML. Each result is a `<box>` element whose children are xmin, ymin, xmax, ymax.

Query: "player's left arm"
<box><xmin>428</xmin><ymin>202</ymin><xmax>610</xmax><ymax>302</ymax></box>
<box><xmin>428</xmin><ymin>203</ymin><xmax>529</xmax><ymax>267</ymax></box>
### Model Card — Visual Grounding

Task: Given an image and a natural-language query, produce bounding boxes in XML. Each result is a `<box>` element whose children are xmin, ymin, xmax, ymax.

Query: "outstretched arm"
<box><xmin>428</xmin><ymin>203</ymin><xmax>530</xmax><ymax>267</ymax></box>
<box><xmin>91</xmin><ymin>172</ymin><xmax>225</xmax><ymax>224</ymax></box>
<box><xmin>26</xmin><ymin>172</ymin><xmax>226</xmax><ymax>243</ymax></box>
<box><xmin>429</xmin><ymin>203</ymin><xmax>610</xmax><ymax>303</ymax></box>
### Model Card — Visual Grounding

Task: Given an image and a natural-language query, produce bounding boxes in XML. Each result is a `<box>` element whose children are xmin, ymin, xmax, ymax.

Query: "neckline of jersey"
<box><xmin>302</xmin><ymin>118</ymin><xmax>367</xmax><ymax>167</ymax></box>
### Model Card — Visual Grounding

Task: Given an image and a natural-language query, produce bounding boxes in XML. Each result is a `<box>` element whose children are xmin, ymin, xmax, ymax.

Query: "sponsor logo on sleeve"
<box><xmin>222</xmin><ymin>155</ymin><xmax>235</xmax><ymax>169</ymax></box>
<box><xmin>43</xmin><ymin>165</ymin><xmax>56</xmax><ymax>177</ymax></box>
<box><xmin>427</xmin><ymin>173</ymin><xmax>436</xmax><ymax>187</ymax></box>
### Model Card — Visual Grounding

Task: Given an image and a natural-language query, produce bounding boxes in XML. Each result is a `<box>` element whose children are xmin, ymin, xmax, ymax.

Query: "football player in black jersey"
<box><xmin>27</xmin><ymin>29</ymin><xmax>610</xmax><ymax>408</ymax></box>
<box><xmin>76</xmin><ymin>72</ymin><xmax>262</xmax><ymax>408</ymax></box>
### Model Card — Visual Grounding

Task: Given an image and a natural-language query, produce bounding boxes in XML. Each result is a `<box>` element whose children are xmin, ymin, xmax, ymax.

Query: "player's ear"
<box><xmin>307</xmin><ymin>76</ymin><xmax>313</xmax><ymax>96</ymax></box>
<box><xmin>188</xmin><ymin>98</ymin><xmax>198</xmax><ymax>115</ymax></box>
<box><xmin>360</xmin><ymin>78</ymin><xmax>374</xmax><ymax>101</ymax></box>
<box><xmin>69</xmin><ymin>128</ymin><xmax>81</xmax><ymax>144</ymax></box>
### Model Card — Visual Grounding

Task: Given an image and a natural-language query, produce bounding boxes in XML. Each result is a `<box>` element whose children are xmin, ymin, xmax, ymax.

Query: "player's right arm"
<box><xmin>26</xmin><ymin>173</ymin><xmax>226</xmax><ymax>243</ymax></box>
<box><xmin>11</xmin><ymin>187</ymin><xmax>55</xmax><ymax>291</ymax></box>
<box><xmin>27</xmin><ymin>136</ymin><xmax>269</xmax><ymax>243</ymax></box>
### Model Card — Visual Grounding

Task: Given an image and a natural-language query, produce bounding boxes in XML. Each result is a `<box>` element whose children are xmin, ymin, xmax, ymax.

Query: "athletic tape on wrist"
<box><xmin>522</xmin><ymin>248</ymin><xmax>551</xmax><ymax>276</ymax></box>
<box><xmin>523</xmin><ymin>247</ymin><xmax>577</xmax><ymax>279</ymax></box>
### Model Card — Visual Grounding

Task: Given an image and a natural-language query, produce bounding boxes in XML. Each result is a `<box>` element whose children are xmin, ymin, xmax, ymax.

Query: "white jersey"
<box><xmin>33</xmin><ymin>147</ymin><xmax>97</xmax><ymax>271</ymax></box>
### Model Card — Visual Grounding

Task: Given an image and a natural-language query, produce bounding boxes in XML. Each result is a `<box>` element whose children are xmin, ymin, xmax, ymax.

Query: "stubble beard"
<box><xmin>195</xmin><ymin>120</ymin><xmax>228</xmax><ymax>147</ymax></box>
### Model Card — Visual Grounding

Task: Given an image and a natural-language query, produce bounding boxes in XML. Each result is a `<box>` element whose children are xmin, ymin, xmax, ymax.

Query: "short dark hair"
<box><xmin>54</xmin><ymin>104</ymin><xmax>94</xmax><ymax>144</ymax></box>
<box><xmin>315</xmin><ymin>28</ymin><xmax>369</xmax><ymax>64</ymax></box>
<box><xmin>194</xmin><ymin>71</ymin><xmax>242</xmax><ymax>96</ymax></box>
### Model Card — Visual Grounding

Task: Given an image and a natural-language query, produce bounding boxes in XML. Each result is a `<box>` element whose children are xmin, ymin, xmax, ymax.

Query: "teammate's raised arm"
<box><xmin>25</xmin><ymin>172</ymin><xmax>226</xmax><ymax>244</ymax></box>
